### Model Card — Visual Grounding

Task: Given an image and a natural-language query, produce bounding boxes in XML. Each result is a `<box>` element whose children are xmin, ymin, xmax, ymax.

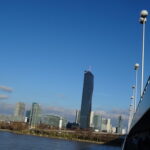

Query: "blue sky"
<box><xmin>0</xmin><ymin>0</ymin><xmax>150</xmax><ymax>112</ymax></box>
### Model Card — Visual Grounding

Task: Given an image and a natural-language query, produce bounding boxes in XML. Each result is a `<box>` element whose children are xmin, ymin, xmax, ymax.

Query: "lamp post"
<box><xmin>128</xmin><ymin>95</ymin><xmax>134</xmax><ymax>132</ymax></box>
<box><xmin>128</xmin><ymin>103</ymin><xmax>132</xmax><ymax>133</ymax></box>
<box><xmin>139</xmin><ymin>10</ymin><xmax>148</xmax><ymax>98</ymax></box>
<box><xmin>132</xmin><ymin>85</ymin><xmax>135</xmax><ymax>112</ymax></box>
<box><xmin>134</xmin><ymin>63</ymin><xmax>139</xmax><ymax>112</ymax></box>
<box><xmin>128</xmin><ymin>85</ymin><xmax>135</xmax><ymax>132</ymax></box>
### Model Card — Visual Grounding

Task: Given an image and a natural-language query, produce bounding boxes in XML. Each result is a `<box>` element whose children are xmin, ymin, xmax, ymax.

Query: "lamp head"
<box><xmin>140</xmin><ymin>10</ymin><xmax>148</xmax><ymax>18</ymax></box>
<box><xmin>139</xmin><ymin>17</ymin><xmax>147</xmax><ymax>24</ymax></box>
<box><xmin>134</xmin><ymin>63</ymin><xmax>140</xmax><ymax>70</ymax></box>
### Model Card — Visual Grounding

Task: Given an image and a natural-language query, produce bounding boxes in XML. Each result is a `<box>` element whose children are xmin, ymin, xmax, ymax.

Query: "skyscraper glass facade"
<box><xmin>29</xmin><ymin>103</ymin><xmax>41</xmax><ymax>128</ymax></box>
<box><xmin>80</xmin><ymin>71</ymin><xmax>94</xmax><ymax>129</ymax></box>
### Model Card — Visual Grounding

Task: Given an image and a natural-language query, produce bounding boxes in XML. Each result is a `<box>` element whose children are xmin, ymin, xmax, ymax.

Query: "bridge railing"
<box><xmin>141</xmin><ymin>76</ymin><xmax>150</xmax><ymax>100</ymax></box>
<box><xmin>129</xmin><ymin>76</ymin><xmax>150</xmax><ymax>131</ymax></box>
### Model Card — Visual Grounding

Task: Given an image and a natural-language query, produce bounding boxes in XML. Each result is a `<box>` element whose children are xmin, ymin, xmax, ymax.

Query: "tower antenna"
<box><xmin>88</xmin><ymin>66</ymin><xmax>92</xmax><ymax>71</ymax></box>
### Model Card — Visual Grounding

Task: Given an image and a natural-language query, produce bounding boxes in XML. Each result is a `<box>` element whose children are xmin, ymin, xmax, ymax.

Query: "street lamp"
<box><xmin>134</xmin><ymin>63</ymin><xmax>139</xmax><ymax>112</ymax></box>
<box><xmin>139</xmin><ymin>10</ymin><xmax>148</xmax><ymax>98</ymax></box>
<box><xmin>132</xmin><ymin>86</ymin><xmax>135</xmax><ymax>109</ymax></box>
<box><xmin>128</xmin><ymin>95</ymin><xmax>134</xmax><ymax>132</ymax></box>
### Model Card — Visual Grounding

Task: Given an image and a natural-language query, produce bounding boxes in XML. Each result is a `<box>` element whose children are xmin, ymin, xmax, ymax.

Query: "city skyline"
<box><xmin>0</xmin><ymin>0</ymin><xmax>150</xmax><ymax>115</ymax></box>
<box><xmin>0</xmin><ymin>100</ymin><xmax>127</xmax><ymax>129</ymax></box>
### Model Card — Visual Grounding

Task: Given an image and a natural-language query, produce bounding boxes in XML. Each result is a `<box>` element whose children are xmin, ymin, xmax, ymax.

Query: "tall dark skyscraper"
<box><xmin>80</xmin><ymin>70</ymin><xmax>94</xmax><ymax>129</ymax></box>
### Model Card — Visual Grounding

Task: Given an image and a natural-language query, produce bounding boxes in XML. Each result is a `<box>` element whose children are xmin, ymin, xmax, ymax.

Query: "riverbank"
<box><xmin>0</xmin><ymin>129</ymin><xmax>123</xmax><ymax>146</ymax></box>
<box><xmin>0</xmin><ymin>131</ymin><xmax>122</xmax><ymax>150</ymax></box>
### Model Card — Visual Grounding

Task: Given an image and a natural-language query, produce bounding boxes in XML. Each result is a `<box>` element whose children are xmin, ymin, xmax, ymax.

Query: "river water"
<box><xmin>0</xmin><ymin>131</ymin><xmax>121</xmax><ymax>150</ymax></box>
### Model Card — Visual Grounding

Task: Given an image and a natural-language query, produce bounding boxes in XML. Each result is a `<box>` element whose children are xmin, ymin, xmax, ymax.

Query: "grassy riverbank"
<box><xmin>0</xmin><ymin>128</ymin><xmax>123</xmax><ymax>146</ymax></box>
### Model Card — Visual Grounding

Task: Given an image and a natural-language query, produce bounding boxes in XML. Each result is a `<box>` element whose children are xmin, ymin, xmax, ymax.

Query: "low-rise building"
<box><xmin>41</xmin><ymin>114</ymin><xmax>67</xmax><ymax>129</ymax></box>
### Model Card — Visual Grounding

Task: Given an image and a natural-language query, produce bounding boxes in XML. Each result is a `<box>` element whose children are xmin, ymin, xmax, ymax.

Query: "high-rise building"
<box><xmin>80</xmin><ymin>70</ymin><xmax>94</xmax><ymax>129</ymax></box>
<box><xmin>116</xmin><ymin>116</ymin><xmax>122</xmax><ymax>134</ymax></box>
<box><xmin>25</xmin><ymin>110</ymin><xmax>31</xmax><ymax>123</ymax></box>
<box><xmin>75</xmin><ymin>110</ymin><xmax>80</xmax><ymax>124</ymax></box>
<box><xmin>26</xmin><ymin>110</ymin><xmax>31</xmax><ymax>118</ymax></box>
<box><xmin>100</xmin><ymin>118</ymin><xmax>111</xmax><ymax>132</ymax></box>
<box><xmin>14</xmin><ymin>102</ymin><xmax>25</xmax><ymax>122</ymax></box>
<box><xmin>29</xmin><ymin>103</ymin><xmax>41</xmax><ymax>128</ymax></box>
<box><xmin>90</xmin><ymin>111</ymin><xmax>94</xmax><ymax>128</ymax></box>
<box><xmin>93</xmin><ymin>114</ymin><xmax>101</xmax><ymax>129</ymax></box>
<box><xmin>89</xmin><ymin>112</ymin><xmax>101</xmax><ymax>129</ymax></box>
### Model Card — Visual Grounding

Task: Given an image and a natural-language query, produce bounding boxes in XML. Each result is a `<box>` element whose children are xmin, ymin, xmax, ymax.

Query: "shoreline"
<box><xmin>0</xmin><ymin>129</ymin><xmax>122</xmax><ymax>147</ymax></box>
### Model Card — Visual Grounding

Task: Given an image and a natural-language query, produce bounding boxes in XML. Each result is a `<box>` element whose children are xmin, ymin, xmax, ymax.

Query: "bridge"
<box><xmin>123</xmin><ymin>76</ymin><xmax>150</xmax><ymax>150</ymax></box>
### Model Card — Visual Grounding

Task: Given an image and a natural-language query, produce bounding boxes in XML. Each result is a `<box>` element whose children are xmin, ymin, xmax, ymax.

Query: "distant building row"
<box><xmin>76</xmin><ymin>110</ymin><xmax>111</xmax><ymax>132</ymax></box>
<box><xmin>0</xmin><ymin>102</ymin><xmax>67</xmax><ymax>129</ymax></box>
<box><xmin>75</xmin><ymin>110</ymin><xmax>126</xmax><ymax>134</ymax></box>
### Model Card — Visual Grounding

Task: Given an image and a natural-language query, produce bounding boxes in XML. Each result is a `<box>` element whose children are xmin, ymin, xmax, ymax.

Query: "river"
<box><xmin>0</xmin><ymin>131</ymin><xmax>121</xmax><ymax>150</ymax></box>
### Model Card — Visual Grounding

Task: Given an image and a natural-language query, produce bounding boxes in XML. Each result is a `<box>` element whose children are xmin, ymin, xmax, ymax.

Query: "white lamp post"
<box><xmin>128</xmin><ymin>95</ymin><xmax>134</xmax><ymax>132</ymax></box>
<box><xmin>139</xmin><ymin>10</ymin><xmax>148</xmax><ymax>98</ymax></box>
<box><xmin>132</xmin><ymin>86</ymin><xmax>135</xmax><ymax>112</ymax></box>
<box><xmin>134</xmin><ymin>63</ymin><xmax>139</xmax><ymax>112</ymax></box>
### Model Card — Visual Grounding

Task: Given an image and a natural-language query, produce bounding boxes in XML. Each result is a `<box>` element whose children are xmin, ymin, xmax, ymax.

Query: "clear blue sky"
<box><xmin>0</xmin><ymin>0</ymin><xmax>150</xmax><ymax>111</ymax></box>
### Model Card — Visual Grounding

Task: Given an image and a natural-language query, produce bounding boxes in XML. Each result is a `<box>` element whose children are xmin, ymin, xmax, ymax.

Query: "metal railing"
<box><xmin>141</xmin><ymin>76</ymin><xmax>150</xmax><ymax>100</ymax></box>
